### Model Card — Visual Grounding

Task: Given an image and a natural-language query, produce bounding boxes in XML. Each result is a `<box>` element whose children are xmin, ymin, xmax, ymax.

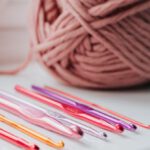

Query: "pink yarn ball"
<box><xmin>30</xmin><ymin>0</ymin><xmax>150</xmax><ymax>89</ymax></box>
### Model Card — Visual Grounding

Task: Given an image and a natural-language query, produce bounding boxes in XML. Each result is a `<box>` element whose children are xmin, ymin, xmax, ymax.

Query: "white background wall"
<box><xmin>0</xmin><ymin>0</ymin><xmax>30</xmax><ymax>64</ymax></box>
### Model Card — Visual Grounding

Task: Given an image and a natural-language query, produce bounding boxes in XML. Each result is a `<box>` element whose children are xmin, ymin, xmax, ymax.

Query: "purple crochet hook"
<box><xmin>32</xmin><ymin>85</ymin><xmax>137</xmax><ymax>131</ymax></box>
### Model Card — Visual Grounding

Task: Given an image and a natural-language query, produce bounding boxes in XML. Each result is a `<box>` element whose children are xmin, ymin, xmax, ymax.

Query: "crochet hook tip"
<box><xmin>131</xmin><ymin>124</ymin><xmax>137</xmax><ymax>130</ymax></box>
<box><xmin>25</xmin><ymin>145</ymin><xmax>40</xmax><ymax>150</ymax></box>
<box><xmin>70</xmin><ymin>125</ymin><xmax>84</xmax><ymax>137</ymax></box>
<box><xmin>115</xmin><ymin>124</ymin><xmax>124</xmax><ymax>133</ymax></box>
<box><xmin>103</xmin><ymin>132</ymin><xmax>108</xmax><ymax>138</ymax></box>
<box><xmin>92</xmin><ymin>131</ymin><xmax>108</xmax><ymax>140</ymax></box>
<box><xmin>59</xmin><ymin>141</ymin><xmax>65</xmax><ymax>148</ymax></box>
<box><xmin>50</xmin><ymin>140</ymin><xmax>64</xmax><ymax>149</ymax></box>
<box><xmin>32</xmin><ymin>145</ymin><xmax>40</xmax><ymax>150</ymax></box>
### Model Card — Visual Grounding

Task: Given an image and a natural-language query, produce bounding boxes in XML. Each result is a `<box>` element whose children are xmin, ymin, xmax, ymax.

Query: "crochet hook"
<box><xmin>0</xmin><ymin>115</ymin><xmax>64</xmax><ymax>149</ymax></box>
<box><xmin>0</xmin><ymin>128</ymin><xmax>39</xmax><ymax>150</ymax></box>
<box><xmin>0</xmin><ymin>91</ymin><xmax>83</xmax><ymax>139</ymax></box>
<box><xmin>49</xmin><ymin>111</ymin><xmax>108</xmax><ymax>140</ymax></box>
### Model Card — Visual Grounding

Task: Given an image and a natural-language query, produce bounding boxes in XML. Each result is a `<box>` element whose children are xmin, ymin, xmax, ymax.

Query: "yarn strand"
<box><xmin>0</xmin><ymin>49</ymin><xmax>33</xmax><ymax>75</ymax></box>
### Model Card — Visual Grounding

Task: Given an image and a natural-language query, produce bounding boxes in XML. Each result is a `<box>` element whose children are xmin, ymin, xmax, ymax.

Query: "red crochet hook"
<box><xmin>0</xmin><ymin>128</ymin><xmax>39</xmax><ymax>150</ymax></box>
<box><xmin>45</xmin><ymin>86</ymin><xmax>150</xmax><ymax>129</ymax></box>
<box><xmin>15</xmin><ymin>85</ymin><xmax>124</xmax><ymax>133</ymax></box>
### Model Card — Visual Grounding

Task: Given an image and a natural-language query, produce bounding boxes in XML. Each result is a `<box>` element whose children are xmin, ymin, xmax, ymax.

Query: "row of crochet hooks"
<box><xmin>0</xmin><ymin>85</ymin><xmax>149</xmax><ymax>150</ymax></box>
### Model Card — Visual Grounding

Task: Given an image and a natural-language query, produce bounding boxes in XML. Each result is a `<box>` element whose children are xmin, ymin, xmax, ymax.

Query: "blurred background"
<box><xmin>0</xmin><ymin>0</ymin><xmax>29</xmax><ymax>65</ymax></box>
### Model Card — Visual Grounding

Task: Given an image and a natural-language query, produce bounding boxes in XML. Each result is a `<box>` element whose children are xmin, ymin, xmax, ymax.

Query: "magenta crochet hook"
<box><xmin>32</xmin><ymin>85</ymin><xmax>137</xmax><ymax>131</ymax></box>
<box><xmin>0</xmin><ymin>91</ymin><xmax>83</xmax><ymax>139</ymax></box>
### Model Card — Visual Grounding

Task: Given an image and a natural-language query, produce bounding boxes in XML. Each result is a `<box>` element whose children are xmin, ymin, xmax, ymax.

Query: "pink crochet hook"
<box><xmin>0</xmin><ymin>128</ymin><xmax>39</xmax><ymax>150</ymax></box>
<box><xmin>0</xmin><ymin>90</ymin><xmax>83</xmax><ymax>139</ymax></box>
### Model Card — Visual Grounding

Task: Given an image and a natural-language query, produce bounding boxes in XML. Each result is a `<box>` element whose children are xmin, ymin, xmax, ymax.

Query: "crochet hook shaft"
<box><xmin>31</xmin><ymin>85</ymin><xmax>136</xmax><ymax>131</ymax></box>
<box><xmin>0</xmin><ymin>91</ymin><xmax>83</xmax><ymax>139</ymax></box>
<box><xmin>0</xmin><ymin>115</ymin><xmax>64</xmax><ymax>149</ymax></box>
<box><xmin>15</xmin><ymin>85</ymin><xmax>124</xmax><ymax>133</ymax></box>
<box><xmin>0</xmin><ymin>128</ymin><xmax>39</xmax><ymax>150</ymax></box>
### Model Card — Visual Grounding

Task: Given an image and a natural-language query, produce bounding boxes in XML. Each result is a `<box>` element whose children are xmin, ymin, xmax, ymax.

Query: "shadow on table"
<box><xmin>109</xmin><ymin>83</ymin><xmax>150</xmax><ymax>92</ymax></box>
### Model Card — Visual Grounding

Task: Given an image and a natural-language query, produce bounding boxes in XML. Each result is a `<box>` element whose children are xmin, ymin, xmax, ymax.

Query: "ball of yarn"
<box><xmin>30</xmin><ymin>0</ymin><xmax>150</xmax><ymax>89</ymax></box>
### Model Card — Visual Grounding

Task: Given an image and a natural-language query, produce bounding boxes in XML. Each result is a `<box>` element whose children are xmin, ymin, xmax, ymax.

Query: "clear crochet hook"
<box><xmin>0</xmin><ymin>115</ymin><xmax>64</xmax><ymax>149</ymax></box>
<box><xmin>45</xmin><ymin>86</ymin><xmax>150</xmax><ymax>129</ymax></box>
<box><xmin>49</xmin><ymin>111</ymin><xmax>107</xmax><ymax>140</ymax></box>
<box><xmin>0</xmin><ymin>128</ymin><xmax>39</xmax><ymax>150</ymax></box>
<box><xmin>15</xmin><ymin>85</ymin><xmax>124</xmax><ymax>133</ymax></box>
<box><xmin>0</xmin><ymin>90</ymin><xmax>83</xmax><ymax>139</ymax></box>
<box><xmin>31</xmin><ymin>85</ymin><xmax>137</xmax><ymax>132</ymax></box>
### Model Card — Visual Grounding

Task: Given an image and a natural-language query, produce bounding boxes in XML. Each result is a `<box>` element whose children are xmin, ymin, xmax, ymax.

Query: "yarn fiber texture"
<box><xmin>30</xmin><ymin>0</ymin><xmax>150</xmax><ymax>89</ymax></box>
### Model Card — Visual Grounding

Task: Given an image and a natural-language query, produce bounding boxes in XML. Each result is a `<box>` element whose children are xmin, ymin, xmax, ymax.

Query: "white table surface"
<box><xmin>0</xmin><ymin>62</ymin><xmax>150</xmax><ymax>150</ymax></box>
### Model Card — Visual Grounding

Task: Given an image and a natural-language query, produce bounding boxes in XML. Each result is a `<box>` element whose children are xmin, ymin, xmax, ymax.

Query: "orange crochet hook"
<box><xmin>0</xmin><ymin>115</ymin><xmax>64</xmax><ymax>149</ymax></box>
<box><xmin>45</xmin><ymin>86</ymin><xmax>150</xmax><ymax>129</ymax></box>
